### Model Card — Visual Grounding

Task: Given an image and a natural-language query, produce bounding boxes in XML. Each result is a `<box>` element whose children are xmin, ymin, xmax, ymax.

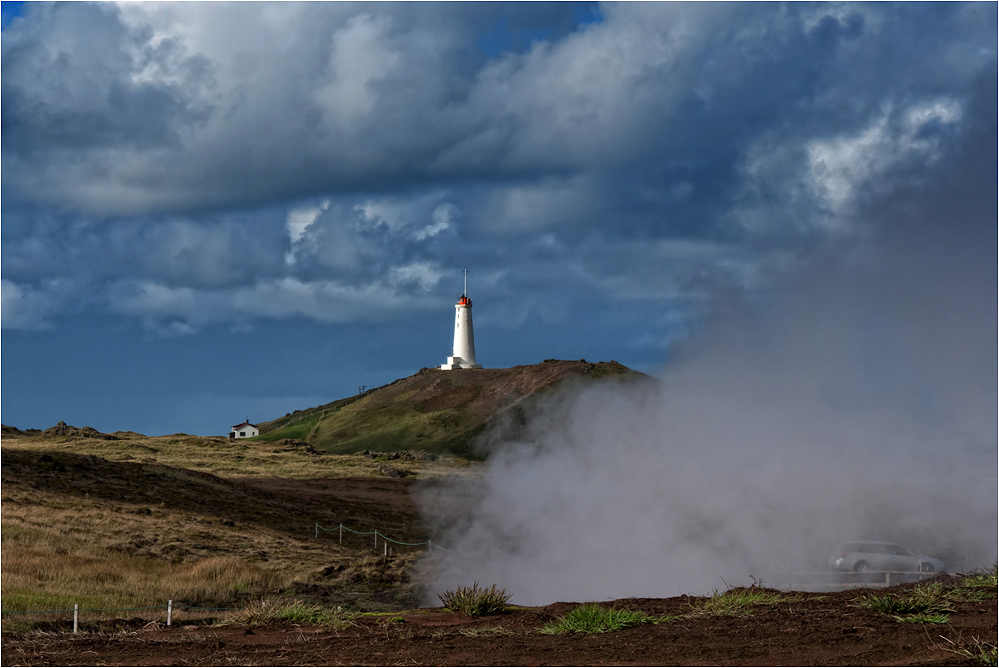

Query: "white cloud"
<box><xmin>734</xmin><ymin>98</ymin><xmax>965</xmax><ymax>240</ymax></box>
<box><xmin>112</xmin><ymin>280</ymin><xmax>200</xmax><ymax>318</ymax></box>
<box><xmin>2</xmin><ymin>3</ymin><xmax>991</xmax><ymax>339</ymax></box>
<box><xmin>808</xmin><ymin>113</ymin><xmax>891</xmax><ymax>213</ymax></box>
<box><xmin>806</xmin><ymin>100</ymin><xmax>962</xmax><ymax>215</ymax></box>
<box><xmin>388</xmin><ymin>262</ymin><xmax>443</xmax><ymax>291</ymax></box>
<box><xmin>481</xmin><ymin>176</ymin><xmax>600</xmax><ymax>232</ymax></box>
<box><xmin>354</xmin><ymin>199</ymin><xmax>408</xmax><ymax>231</ymax></box>
<box><xmin>105</xmin><ymin>275</ymin><xmax>441</xmax><ymax>334</ymax></box>
<box><xmin>285</xmin><ymin>200</ymin><xmax>330</xmax><ymax>265</ymax></box>
<box><xmin>286</xmin><ymin>200</ymin><xmax>330</xmax><ymax>245</ymax></box>
<box><xmin>0</xmin><ymin>279</ymin><xmax>70</xmax><ymax>330</ymax></box>
<box><xmin>313</xmin><ymin>14</ymin><xmax>401</xmax><ymax>128</ymax></box>
<box><xmin>414</xmin><ymin>203</ymin><xmax>457</xmax><ymax>240</ymax></box>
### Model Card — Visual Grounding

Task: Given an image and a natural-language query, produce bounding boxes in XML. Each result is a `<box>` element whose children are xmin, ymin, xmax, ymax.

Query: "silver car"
<box><xmin>829</xmin><ymin>541</ymin><xmax>945</xmax><ymax>573</ymax></box>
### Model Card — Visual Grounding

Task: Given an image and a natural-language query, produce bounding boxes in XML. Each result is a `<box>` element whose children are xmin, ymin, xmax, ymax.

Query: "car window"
<box><xmin>891</xmin><ymin>545</ymin><xmax>912</xmax><ymax>555</ymax></box>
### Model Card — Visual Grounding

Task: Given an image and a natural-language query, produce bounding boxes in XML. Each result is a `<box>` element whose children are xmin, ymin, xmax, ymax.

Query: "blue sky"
<box><xmin>2</xmin><ymin>2</ymin><xmax>996</xmax><ymax>436</ymax></box>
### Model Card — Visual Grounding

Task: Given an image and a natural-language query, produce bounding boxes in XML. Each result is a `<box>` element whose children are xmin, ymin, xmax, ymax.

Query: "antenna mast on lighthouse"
<box><xmin>441</xmin><ymin>268</ymin><xmax>482</xmax><ymax>370</ymax></box>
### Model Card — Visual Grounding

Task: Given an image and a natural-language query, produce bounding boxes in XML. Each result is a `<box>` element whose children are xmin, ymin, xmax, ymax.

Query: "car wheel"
<box><xmin>853</xmin><ymin>561</ymin><xmax>870</xmax><ymax>572</ymax></box>
<box><xmin>919</xmin><ymin>562</ymin><xmax>936</xmax><ymax>573</ymax></box>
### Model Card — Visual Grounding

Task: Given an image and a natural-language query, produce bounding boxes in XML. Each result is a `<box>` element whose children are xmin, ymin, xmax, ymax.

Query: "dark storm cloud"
<box><xmin>1</xmin><ymin>2</ymin><xmax>995</xmax><ymax>337</ymax></box>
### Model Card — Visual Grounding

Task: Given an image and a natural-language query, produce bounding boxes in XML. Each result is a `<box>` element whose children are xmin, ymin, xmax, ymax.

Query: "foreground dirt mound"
<box><xmin>3</xmin><ymin>585</ymin><xmax>994</xmax><ymax>666</ymax></box>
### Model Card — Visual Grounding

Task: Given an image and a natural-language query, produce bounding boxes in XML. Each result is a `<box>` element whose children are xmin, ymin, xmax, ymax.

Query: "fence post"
<box><xmin>374</xmin><ymin>532</ymin><xmax>377</xmax><ymax>549</ymax></box>
<box><xmin>167</xmin><ymin>600</ymin><xmax>173</xmax><ymax>626</ymax></box>
<box><xmin>73</xmin><ymin>604</ymin><xmax>79</xmax><ymax>634</ymax></box>
<box><xmin>428</xmin><ymin>539</ymin><xmax>432</xmax><ymax>552</ymax></box>
<box><xmin>384</xmin><ymin>541</ymin><xmax>388</xmax><ymax>557</ymax></box>
<box><xmin>315</xmin><ymin>524</ymin><xmax>318</xmax><ymax>539</ymax></box>
<box><xmin>339</xmin><ymin>524</ymin><xmax>342</xmax><ymax>544</ymax></box>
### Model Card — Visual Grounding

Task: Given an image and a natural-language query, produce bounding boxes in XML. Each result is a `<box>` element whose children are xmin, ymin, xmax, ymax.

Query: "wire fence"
<box><xmin>315</xmin><ymin>522</ymin><xmax>432</xmax><ymax>555</ymax></box>
<box><xmin>0</xmin><ymin>601</ymin><xmax>238</xmax><ymax>632</ymax></box>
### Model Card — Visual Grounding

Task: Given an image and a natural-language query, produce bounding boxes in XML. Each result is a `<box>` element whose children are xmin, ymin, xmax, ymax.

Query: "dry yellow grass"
<box><xmin>3</xmin><ymin>434</ymin><xmax>481</xmax><ymax>481</ymax></box>
<box><xmin>2</xmin><ymin>482</ymin><xmax>354</xmax><ymax>578</ymax></box>
<box><xmin>1</xmin><ymin>435</ymin><xmax>478</xmax><ymax>627</ymax></box>
<box><xmin>3</xmin><ymin>524</ymin><xmax>289</xmax><ymax>610</ymax></box>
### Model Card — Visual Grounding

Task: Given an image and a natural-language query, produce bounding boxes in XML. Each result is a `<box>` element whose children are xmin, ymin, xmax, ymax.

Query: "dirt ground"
<box><xmin>3</xmin><ymin>584</ymin><xmax>995</xmax><ymax>666</ymax></box>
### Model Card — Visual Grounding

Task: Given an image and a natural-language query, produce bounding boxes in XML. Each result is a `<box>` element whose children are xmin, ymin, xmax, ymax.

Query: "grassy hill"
<box><xmin>255</xmin><ymin>360</ymin><xmax>650</xmax><ymax>457</ymax></box>
<box><xmin>0</xmin><ymin>434</ymin><xmax>479</xmax><ymax>623</ymax></box>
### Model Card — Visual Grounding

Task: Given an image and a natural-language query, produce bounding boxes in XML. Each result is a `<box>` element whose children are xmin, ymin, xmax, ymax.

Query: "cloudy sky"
<box><xmin>2</xmin><ymin>2</ymin><xmax>996</xmax><ymax>436</ymax></box>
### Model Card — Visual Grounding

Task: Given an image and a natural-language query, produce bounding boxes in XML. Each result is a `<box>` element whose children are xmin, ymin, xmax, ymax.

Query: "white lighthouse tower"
<box><xmin>441</xmin><ymin>268</ymin><xmax>482</xmax><ymax>370</ymax></box>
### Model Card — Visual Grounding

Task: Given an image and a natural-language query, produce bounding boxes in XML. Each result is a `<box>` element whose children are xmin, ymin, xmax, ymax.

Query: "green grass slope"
<box><xmin>256</xmin><ymin>360</ymin><xmax>650</xmax><ymax>458</ymax></box>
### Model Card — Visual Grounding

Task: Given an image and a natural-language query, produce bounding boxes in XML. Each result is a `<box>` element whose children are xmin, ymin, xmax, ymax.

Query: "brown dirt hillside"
<box><xmin>257</xmin><ymin>359</ymin><xmax>651</xmax><ymax>457</ymax></box>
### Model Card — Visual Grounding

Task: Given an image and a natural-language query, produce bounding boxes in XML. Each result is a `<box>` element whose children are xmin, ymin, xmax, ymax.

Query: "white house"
<box><xmin>229</xmin><ymin>420</ymin><xmax>259</xmax><ymax>439</ymax></box>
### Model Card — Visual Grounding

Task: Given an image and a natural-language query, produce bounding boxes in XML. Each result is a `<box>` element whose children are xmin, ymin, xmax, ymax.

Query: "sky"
<box><xmin>2</xmin><ymin>2</ymin><xmax>996</xmax><ymax>437</ymax></box>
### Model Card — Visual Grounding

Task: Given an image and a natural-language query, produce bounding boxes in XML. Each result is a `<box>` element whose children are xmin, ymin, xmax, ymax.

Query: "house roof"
<box><xmin>231</xmin><ymin>421</ymin><xmax>259</xmax><ymax>429</ymax></box>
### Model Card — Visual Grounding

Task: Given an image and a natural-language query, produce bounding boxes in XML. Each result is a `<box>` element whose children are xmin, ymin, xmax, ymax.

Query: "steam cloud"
<box><xmin>418</xmin><ymin>179</ymin><xmax>997</xmax><ymax>606</ymax></box>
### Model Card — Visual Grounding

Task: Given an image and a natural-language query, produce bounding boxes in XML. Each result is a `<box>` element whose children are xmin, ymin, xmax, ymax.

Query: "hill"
<box><xmin>1</xmin><ymin>436</ymin><xmax>477</xmax><ymax>619</ymax></box>
<box><xmin>255</xmin><ymin>359</ymin><xmax>651</xmax><ymax>457</ymax></box>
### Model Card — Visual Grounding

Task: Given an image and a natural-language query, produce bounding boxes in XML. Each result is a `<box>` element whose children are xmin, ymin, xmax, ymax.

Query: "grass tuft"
<box><xmin>699</xmin><ymin>587</ymin><xmax>788</xmax><ymax>616</ymax></box>
<box><xmin>854</xmin><ymin>590</ymin><xmax>953</xmax><ymax>618</ymax></box>
<box><xmin>217</xmin><ymin>599</ymin><xmax>358</xmax><ymax>628</ymax></box>
<box><xmin>891</xmin><ymin>612</ymin><xmax>951</xmax><ymax>624</ymax></box>
<box><xmin>958</xmin><ymin>564</ymin><xmax>998</xmax><ymax>594</ymax></box>
<box><xmin>436</xmin><ymin>582</ymin><xmax>511</xmax><ymax>616</ymax></box>
<box><xmin>540</xmin><ymin>604</ymin><xmax>658</xmax><ymax>634</ymax></box>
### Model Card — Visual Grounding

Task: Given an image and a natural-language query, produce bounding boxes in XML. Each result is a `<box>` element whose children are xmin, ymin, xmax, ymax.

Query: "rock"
<box><xmin>375</xmin><ymin>464</ymin><xmax>410</xmax><ymax>478</ymax></box>
<box><xmin>42</xmin><ymin>421</ymin><xmax>118</xmax><ymax>440</ymax></box>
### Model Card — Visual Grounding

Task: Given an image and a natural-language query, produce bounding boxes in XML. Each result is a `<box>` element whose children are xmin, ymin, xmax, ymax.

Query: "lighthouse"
<box><xmin>440</xmin><ymin>268</ymin><xmax>482</xmax><ymax>370</ymax></box>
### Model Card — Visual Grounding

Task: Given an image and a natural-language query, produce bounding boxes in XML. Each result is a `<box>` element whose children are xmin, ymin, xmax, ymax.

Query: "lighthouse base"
<box><xmin>440</xmin><ymin>356</ymin><xmax>482</xmax><ymax>370</ymax></box>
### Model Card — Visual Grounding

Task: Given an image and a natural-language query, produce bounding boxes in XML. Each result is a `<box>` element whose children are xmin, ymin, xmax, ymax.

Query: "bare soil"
<box><xmin>3</xmin><ymin>582</ymin><xmax>995</xmax><ymax>666</ymax></box>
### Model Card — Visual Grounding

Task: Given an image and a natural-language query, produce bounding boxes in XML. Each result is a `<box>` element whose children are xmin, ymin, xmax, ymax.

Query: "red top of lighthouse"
<box><xmin>456</xmin><ymin>268</ymin><xmax>471</xmax><ymax>306</ymax></box>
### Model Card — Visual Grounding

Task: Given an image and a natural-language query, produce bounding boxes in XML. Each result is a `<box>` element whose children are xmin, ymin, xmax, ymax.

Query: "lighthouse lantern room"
<box><xmin>441</xmin><ymin>268</ymin><xmax>482</xmax><ymax>370</ymax></box>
